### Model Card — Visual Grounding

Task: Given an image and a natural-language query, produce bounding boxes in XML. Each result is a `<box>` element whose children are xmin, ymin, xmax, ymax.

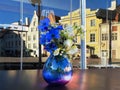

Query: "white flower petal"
<box><xmin>64</xmin><ymin>39</ymin><xmax>73</xmax><ymax>48</ymax></box>
<box><xmin>66</xmin><ymin>46</ymin><xmax>78</xmax><ymax>55</ymax></box>
<box><xmin>53</xmin><ymin>48</ymin><xmax>60</xmax><ymax>56</ymax></box>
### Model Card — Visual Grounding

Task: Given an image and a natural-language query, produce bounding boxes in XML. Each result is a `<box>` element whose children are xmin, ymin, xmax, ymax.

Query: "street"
<box><xmin>0</xmin><ymin>57</ymin><xmax>120</xmax><ymax>65</ymax></box>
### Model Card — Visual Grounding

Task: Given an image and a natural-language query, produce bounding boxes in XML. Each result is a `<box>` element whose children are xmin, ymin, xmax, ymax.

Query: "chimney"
<box><xmin>110</xmin><ymin>0</ymin><xmax>117</xmax><ymax>10</ymax></box>
<box><xmin>48</xmin><ymin>13</ymin><xmax>56</xmax><ymax>24</ymax></box>
<box><xmin>25</xmin><ymin>17</ymin><xmax>29</xmax><ymax>26</ymax></box>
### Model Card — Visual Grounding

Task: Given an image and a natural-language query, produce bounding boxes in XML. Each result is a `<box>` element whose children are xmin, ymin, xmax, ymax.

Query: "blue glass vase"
<box><xmin>42</xmin><ymin>54</ymin><xmax>73</xmax><ymax>85</ymax></box>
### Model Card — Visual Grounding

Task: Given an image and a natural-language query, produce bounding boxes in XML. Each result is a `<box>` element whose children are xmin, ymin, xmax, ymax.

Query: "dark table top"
<box><xmin>0</xmin><ymin>68</ymin><xmax>120</xmax><ymax>90</ymax></box>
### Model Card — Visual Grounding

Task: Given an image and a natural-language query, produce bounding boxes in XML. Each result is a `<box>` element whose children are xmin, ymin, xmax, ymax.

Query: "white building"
<box><xmin>99</xmin><ymin>0</ymin><xmax>120</xmax><ymax>60</ymax></box>
<box><xmin>0</xmin><ymin>10</ymin><xmax>48</xmax><ymax>57</ymax></box>
<box><xmin>27</xmin><ymin>11</ymin><xmax>39</xmax><ymax>57</ymax></box>
<box><xmin>0</xmin><ymin>22</ymin><xmax>28</xmax><ymax>57</ymax></box>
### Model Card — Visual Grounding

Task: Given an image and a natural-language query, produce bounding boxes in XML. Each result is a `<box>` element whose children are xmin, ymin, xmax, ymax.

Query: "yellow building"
<box><xmin>60</xmin><ymin>8</ymin><xmax>102</xmax><ymax>58</ymax></box>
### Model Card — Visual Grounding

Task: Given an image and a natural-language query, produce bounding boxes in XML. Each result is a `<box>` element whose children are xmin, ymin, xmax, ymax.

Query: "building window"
<box><xmin>33</xmin><ymin>35</ymin><xmax>36</xmax><ymax>40</ymax></box>
<box><xmin>90</xmin><ymin>33</ymin><xmax>95</xmax><ymax>42</ymax></box>
<box><xmin>112</xmin><ymin>26</ymin><xmax>117</xmax><ymax>31</ymax></box>
<box><xmin>7</xmin><ymin>42</ymin><xmax>10</xmax><ymax>48</ymax></box>
<box><xmin>28</xmin><ymin>36</ymin><xmax>31</xmax><ymax>41</ymax></box>
<box><xmin>112</xmin><ymin>50</ymin><xmax>116</xmax><ymax>58</ymax></box>
<box><xmin>86</xmin><ymin>50</ymin><xmax>89</xmax><ymax>53</ymax></box>
<box><xmin>11</xmin><ymin>34</ymin><xmax>14</xmax><ymax>38</ymax></box>
<box><xmin>33</xmin><ymin>43</ymin><xmax>36</xmax><ymax>48</ymax></box>
<box><xmin>112</xmin><ymin>33</ymin><xmax>117</xmax><ymax>40</ymax></box>
<box><xmin>11</xmin><ymin>41</ymin><xmax>14</xmax><ymax>47</ymax></box>
<box><xmin>102</xmin><ymin>33</ymin><xmax>108</xmax><ymax>41</ymax></box>
<box><xmin>15</xmin><ymin>34</ymin><xmax>18</xmax><ymax>38</ymax></box>
<box><xmin>18</xmin><ymin>34</ymin><xmax>21</xmax><ymax>38</ymax></box>
<box><xmin>10</xmin><ymin>41</ymin><xmax>12</xmax><ymax>48</ymax></box>
<box><xmin>23</xmin><ymin>41</ymin><xmax>25</xmax><ymax>45</ymax></box>
<box><xmin>31</xmin><ymin>27</ymin><xmax>34</xmax><ymax>32</ymax></box>
<box><xmin>33</xmin><ymin>21</ymin><xmax>35</xmax><ymax>26</ymax></box>
<box><xmin>28</xmin><ymin>44</ymin><xmax>31</xmax><ymax>48</ymax></box>
<box><xmin>34</xmin><ymin>18</ymin><xmax>36</xmax><ymax>25</ymax></box>
<box><xmin>19</xmin><ymin>41</ymin><xmax>21</xmax><ymax>46</ymax></box>
<box><xmin>90</xmin><ymin>19</ymin><xmax>95</xmax><ymax>26</ymax></box>
<box><xmin>73</xmin><ymin>22</ymin><xmax>77</xmax><ymax>26</ymax></box>
<box><xmin>23</xmin><ymin>34</ymin><xmax>26</xmax><ymax>37</ymax></box>
<box><xmin>15</xmin><ymin>41</ymin><xmax>18</xmax><ymax>46</ymax></box>
<box><xmin>102</xmin><ymin>50</ymin><xmax>108</xmax><ymax>57</ymax></box>
<box><xmin>36</xmin><ymin>27</ymin><xmax>38</xmax><ymax>31</ymax></box>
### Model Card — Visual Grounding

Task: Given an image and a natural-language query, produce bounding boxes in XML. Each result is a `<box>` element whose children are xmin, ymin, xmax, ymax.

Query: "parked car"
<box><xmin>90</xmin><ymin>54</ymin><xmax>99</xmax><ymax>59</ymax></box>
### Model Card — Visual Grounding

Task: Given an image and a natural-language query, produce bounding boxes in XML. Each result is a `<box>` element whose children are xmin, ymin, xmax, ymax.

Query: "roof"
<box><xmin>116</xmin><ymin>5</ymin><xmax>120</xmax><ymax>14</ymax></box>
<box><xmin>96</xmin><ymin>8</ymin><xmax>117</xmax><ymax>20</ymax></box>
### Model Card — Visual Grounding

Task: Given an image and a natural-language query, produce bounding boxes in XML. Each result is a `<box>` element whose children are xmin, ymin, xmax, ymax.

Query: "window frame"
<box><xmin>90</xmin><ymin>33</ymin><xmax>95</xmax><ymax>42</ymax></box>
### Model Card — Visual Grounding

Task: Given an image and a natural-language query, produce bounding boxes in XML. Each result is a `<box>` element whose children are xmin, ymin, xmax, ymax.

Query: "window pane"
<box><xmin>0</xmin><ymin>0</ymin><xmax>39</xmax><ymax>69</ymax></box>
<box><xmin>0</xmin><ymin>0</ymin><xmax>120</xmax><ymax>70</ymax></box>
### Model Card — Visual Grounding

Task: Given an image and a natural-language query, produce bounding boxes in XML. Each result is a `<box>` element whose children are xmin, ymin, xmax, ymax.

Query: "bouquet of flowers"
<box><xmin>38</xmin><ymin>18</ymin><xmax>82</xmax><ymax>58</ymax></box>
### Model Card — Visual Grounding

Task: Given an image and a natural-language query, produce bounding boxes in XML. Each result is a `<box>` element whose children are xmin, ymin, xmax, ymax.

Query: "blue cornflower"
<box><xmin>45</xmin><ymin>43</ymin><xmax>57</xmax><ymax>53</ymax></box>
<box><xmin>38</xmin><ymin>18</ymin><xmax>50</xmax><ymax>32</ymax></box>
<box><xmin>55</xmin><ymin>25</ymin><xmax>63</xmax><ymax>31</ymax></box>
<box><xmin>46</xmin><ymin>32</ymin><xmax>52</xmax><ymax>42</ymax></box>
<box><xmin>38</xmin><ymin>18</ymin><xmax>64</xmax><ymax>53</ymax></box>
<box><xmin>40</xmin><ymin>34</ymin><xmax>46</xmax><ymax>44</ymax></box>
<box><xmin>49</xmin><ymin>28</ymin><xmax>60</xmax><ymax>39</ymax></box>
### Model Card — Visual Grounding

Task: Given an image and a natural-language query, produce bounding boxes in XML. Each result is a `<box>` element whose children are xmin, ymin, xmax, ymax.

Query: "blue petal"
<box><xmin>50</xmin><ymin>28</ymin><xmax>60</xmax><ymax>39</ymax></box>
<box><xmin>46</xmin><ymin>32</ymin><xmax>52</xmax><ymax>42</ymax></box>
<box><xmin>40</xmin><ymin>18</ymin><xmax>50</xmax><ymax>25</ymax></box>
<box><xmin>38</xmin><ymin>18</ymin><xmax>50</xmax><ymax>32</ymax></box>
<box><xmin>45</xmin><ymin>43</ymin><xmax>57</xmax><ymax>53</ymax></box>
<box><xmin>56</xmin><ymin>25</ymin><xmax>63</xmax><ymax>30</ymax></box>
<box><xmin>40</xmin><ymin>34</ymin><xmax>46</xmax><ymax>44</ymax></box>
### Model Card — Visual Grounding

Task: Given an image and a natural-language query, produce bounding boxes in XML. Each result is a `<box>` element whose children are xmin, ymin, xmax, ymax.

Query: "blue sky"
<box><xmin>0</xmin><ymin>0</ymin><xmax>120</xmax><ymax>24</ymax></box>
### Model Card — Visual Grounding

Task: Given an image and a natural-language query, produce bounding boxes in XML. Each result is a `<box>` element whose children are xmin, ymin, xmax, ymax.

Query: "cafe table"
<box><xmin>0</xmin><ymin>68</ymin><xmax>120</xmax><ymax>90</ymax></box>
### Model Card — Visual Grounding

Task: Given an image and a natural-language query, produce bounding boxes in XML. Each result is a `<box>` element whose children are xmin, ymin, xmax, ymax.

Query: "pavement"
<box><xmin>0</xmin><ymin>56</ymin><xmax>120</xmax><ymax>63</ymax></box>
<box><xmin>0</xmin><ymin>57</ymin><xmax>120</xmax><ymax>69</ymax></box>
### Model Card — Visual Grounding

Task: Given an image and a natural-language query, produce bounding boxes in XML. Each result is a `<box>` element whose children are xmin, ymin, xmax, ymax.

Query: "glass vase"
<box><xmin>42</xmin><ymin>54</ymin><xmax>73</xmax><ymax>85</ymax></box>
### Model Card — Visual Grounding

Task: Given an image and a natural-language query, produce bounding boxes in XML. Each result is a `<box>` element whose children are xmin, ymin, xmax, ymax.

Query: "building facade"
<box><xmin>98</xmin><ymin>0</ymin><xmax>120</xmax><ymax>60</ymax></box>
<box><xmin>60</xmin><ymin>8</ymin><xmax>102</xmax><ymax>58</ymax></box>
<box><xmin>60</xmin><ymin>0</ymin><xmax>119</xmax><ymax>59</ymax></box>
<box><xmin>0</xmin><ymin>11</ymin><xmax>47</xmax><ymax>57</ymax></box>
<box><xmin>0</xmin><ymin>22</ymin><xmax>28</xmax><ymax>57</ymax></box>
<box><xmin>26</xmin><ymin>11</ymin><xmax>39</xmax><ymax>57</ymax></box>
